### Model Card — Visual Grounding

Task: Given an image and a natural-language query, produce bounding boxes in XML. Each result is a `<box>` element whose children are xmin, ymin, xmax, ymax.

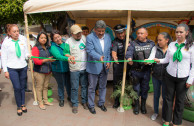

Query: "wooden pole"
<box><xmin>117</xmin><ymin>10</ymin><xmax>131</xmax><ymax>112</ymax></box>
<box><xmin>24</xmin><ymin>13</ymin><xmax>38</xmax><ymax>105</ymax></box>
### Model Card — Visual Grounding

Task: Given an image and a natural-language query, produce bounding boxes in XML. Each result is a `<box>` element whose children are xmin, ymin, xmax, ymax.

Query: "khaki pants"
<box><xmin>34</xmin><ymin>72</ymin><xmax>52</xmax><ymax>105</ymax></box>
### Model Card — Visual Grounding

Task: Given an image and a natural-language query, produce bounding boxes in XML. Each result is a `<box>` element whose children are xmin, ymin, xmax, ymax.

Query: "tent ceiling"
<box><xmin>68</xmin><ymin>10</ymin><xmax>194</xmax><ymax>19</ymax></box>
<box><xmin>23</xmin><ymin>0</ymin><xmax>194</xmax><ymax>18</ymax></box>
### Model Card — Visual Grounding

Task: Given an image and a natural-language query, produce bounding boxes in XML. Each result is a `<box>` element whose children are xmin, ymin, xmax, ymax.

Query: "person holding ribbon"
<box><xmin>1</xmin><ymin>24</ymin><xmax>29</xmax><ymax>116</ymax></box>
<box><xmin>50</xmin><ymin>30</ymin><xmax>72</xmax><ymax>107</ymax></box>
<box><xmin>32</xmin><ymin>32</ymin><xmax>55</xmax><ymax>110</ymax></box>
<box><xmin>147</xmin><ymin>32</ymin><xmax>172</xmax><ymax>121</ymax></box>
<box><xmin>112</xmin><ymin>24</ymin><xmax>131</xmax><ymax>108</ymax></box>
<box><xmin>154</xmin><ymin>24</ymin><xmax>194</xmax><ymax>126</ymax></box>
<box><xmin>86</xmin><ymin>20</ymin><xmax>112</xmax><ymax>114</ymax></box>
<box><xmin>63</xmin><ymin>24</ymin><xmax>88</xmax><ymax>114</ymax></box>
<box><xmin>126</xmin><ymin>27</ymin><xmax>155</xmax><ymax>115</ymax></box>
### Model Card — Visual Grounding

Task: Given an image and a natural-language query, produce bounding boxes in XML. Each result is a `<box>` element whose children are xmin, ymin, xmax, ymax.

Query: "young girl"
<box><xmin>155</xmin><ymin>24</ymin><xmax>194</xmax><ymax>126</ymax></box>
<box><xmin>1</xmin><ymin>24</ymin><xmax>29</xmax><ymax>116</ymax></box>
<box><xmin>148</xmin><ymin>32</ymin><xmax>172</xmax><ymax>121</ymax></box>
<box><xmin>32</xmin><ymin>32</ymin><xmax>55</xmax><ymax>110</ymax></box>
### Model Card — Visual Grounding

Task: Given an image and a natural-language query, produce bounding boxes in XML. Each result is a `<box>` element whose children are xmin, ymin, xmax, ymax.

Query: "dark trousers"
<box><xmin>52</xmin><ymin>71</ymin><xmax>71</xmax><ymax>100</ymax></box>
<box><xmin>88</xmin><ymin>68</ymin><xmax>108</xmax><ymax>108</ymax></box>
<box><xmin>163</xmin><ymin>72</ymin><xmax>188</xmax><ymax>125</ymax></box>
<box><xmin>8</xmin><ymin>66</ymin><xmax>28</xmax><ymax>107</ymax></box>
<box><xmin>131</xmin><ymin>70</ymin><xmax>151</xmax><ymax>99</ymax></box>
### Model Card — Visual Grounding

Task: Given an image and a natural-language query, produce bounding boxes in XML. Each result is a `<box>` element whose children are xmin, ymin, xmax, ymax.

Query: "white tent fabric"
<box><xmin>23</xmin><ymin>0</ymin><xmax>194</xmax><ymax>14</ymax></box>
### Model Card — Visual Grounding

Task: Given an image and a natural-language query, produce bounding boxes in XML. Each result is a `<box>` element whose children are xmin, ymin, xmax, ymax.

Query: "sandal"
<box><xmin>44</xmin><ymin>102</ymin><xmax>53</xmax><ymax>106</ymax></box>
<box><xmin>39</xmin><ymin>105</ymin><xmax>46</xmax><ymax>110</ymax></box>
<box><xmin>17</xmin><ymin>107</ymin><xmax>22</xmax><ymax>116</ymax></box>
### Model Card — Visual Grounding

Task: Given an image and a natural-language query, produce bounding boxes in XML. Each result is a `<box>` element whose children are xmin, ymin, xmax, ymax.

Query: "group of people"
<box><xmin>1</xmin><ymin>20</ymin><xmax>193</xmax><ymax>126</ymax></box>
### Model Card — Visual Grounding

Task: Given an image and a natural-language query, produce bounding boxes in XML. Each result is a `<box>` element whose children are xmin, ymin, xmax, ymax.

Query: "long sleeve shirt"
<box><xmin>159</xmin><ymin>40</ymin><xmax>194</xmax><ymax>84</ymax></box>
<box><xmin>1</xmin><ymin>35</ymin><xmax>29</xmax><ymax>72</ymax></box>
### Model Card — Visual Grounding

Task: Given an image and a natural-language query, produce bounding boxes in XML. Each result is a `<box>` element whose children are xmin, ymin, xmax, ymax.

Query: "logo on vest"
<box><xmin>79</xmin><ymin>43</ymin><xmax>86</xmax><ymax>50</ymax></box>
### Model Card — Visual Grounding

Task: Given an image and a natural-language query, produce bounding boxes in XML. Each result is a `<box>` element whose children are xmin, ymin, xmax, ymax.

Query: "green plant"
<box><xmin>111</xmin><ymin>80</ymin><xmax>138</xmax><ymax>108</ymax></box>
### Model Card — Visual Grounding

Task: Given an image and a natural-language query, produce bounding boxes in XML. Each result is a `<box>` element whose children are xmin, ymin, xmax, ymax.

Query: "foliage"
<box><xmin>0</xmin><ymin>0</ymin><xmax>69</xmax><ymax>34</ymax></box>
<box><xmin>111</xmin><ymin>80</ymin><xmax>139</xmax><ymax>106</ymax></box>
<box><xmin>0</xmin><ymin>0</ymin><xmax>27</xmax><ymax>25</ymax></box>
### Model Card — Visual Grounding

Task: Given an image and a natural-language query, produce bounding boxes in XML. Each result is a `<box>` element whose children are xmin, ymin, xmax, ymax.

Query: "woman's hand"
<box><xmin>68</xmin><ymin>56</ymin><xmax>75</xmax><ymax>64</ymax></box>
<box><xmin>5</xmin><ymin>72</ymin><xmax>9</xmax><ymax>79</ymax></box>
<box><xmin>154</xmin><ymin>58</ymin><xmax>160</xmax><ymax>63</ymax></box>
<box><xmin>186</xmin><ymin>83</ymin><xmax>191</xmax><ymax>88</ymax></box>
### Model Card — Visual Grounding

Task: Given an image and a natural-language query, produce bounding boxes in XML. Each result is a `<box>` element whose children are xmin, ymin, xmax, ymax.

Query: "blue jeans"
<box><xmin>88</xmin><ymin>68</ymin><xmax>108</xmax><ymax>108</ymax></box>
<box><xmin>70</xmin><ymin>70</ymin><xmax>88</xmax><ymax>107</ymax></box>
<box><xmin>152</xmin><ymin>76</ymin><xmax>166</xmax><ymax>116</ymax></box>
<box><xmin>8</xmin><ymin>66</ymin><xmax>27</xmax><ymax>107</ymax></box>
<box><xmin>52</xmin><ymin>71</ymin><xmax>71</xmax><ymax>100</ymax></box>
<box><xmin>131</xmin><ymin>70</ymin><xmax>151</xmax><ymax>99</ymax></box>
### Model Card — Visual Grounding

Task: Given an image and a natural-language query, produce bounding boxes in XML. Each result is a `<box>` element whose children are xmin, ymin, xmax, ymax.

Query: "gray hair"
<box><xmin>95</xmin><ymin>20</ymin><xmax>106</xmax><ymax>29</ymax></box>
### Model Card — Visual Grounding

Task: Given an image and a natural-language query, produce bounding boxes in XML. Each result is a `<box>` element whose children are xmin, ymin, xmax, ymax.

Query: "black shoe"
<box><xmin>133</xmin><ymin>99</ymin><xmax>139</xmax><ymax>115</ymax></box>
<box><xmin>67</xmin><ymin>97</ymin><xmax>71</xmax><ymax>102</ymax></box>
<box><xmin>59</xmin><ymin>100</ymin><xmax>64</xmax><ymax>107</ymax></box>
<box><xmin>82</xmin><ymin>103</ymin><xmax>88</xmax><ymax>110</ymax></box>
<box><xmin>89</xmin><ymin>107</ymin><xmax>96</xmax><ymax>114</ymax></box>
<box><xmin>113</xmin><ymin>97</ymin><xmax>120</xmax><ymax>108</ymax></box>
<box><xmin>98</xmin><ymin>105</ymin><xmax>107</xmax><ymax>112</ymax></box>
<box><xmin>21</xmin><ymin>105</ymin><xmax>27</xmax><ymax>113</ymax></box>
<box><xmin>25</xmin><ymin>89</ymin><xmax>32</xmax><ymax>92</ymax></box>
<box><xmin>17</xmin><ymin>107</ymin><xmax>22</xmax><ymax>116</ymax></box>
<box><xmin>72</xmin><ymin>107</ymin><xmax>78</xmax><ymax>114</ymax></box>
<box><xmin>141</xmin><ymin>98</ymin><xmax>147</xmax><ymax>114</ymax></box>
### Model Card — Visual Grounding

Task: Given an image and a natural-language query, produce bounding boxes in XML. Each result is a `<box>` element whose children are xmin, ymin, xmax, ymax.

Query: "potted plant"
<box><xmin>111</xmin><ymin>80</ymin><xmax>139</xmax><ymax>110</ymax></box>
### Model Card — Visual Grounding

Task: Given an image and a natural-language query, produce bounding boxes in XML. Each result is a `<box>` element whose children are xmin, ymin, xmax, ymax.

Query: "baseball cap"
<box><xmin>70</xmin><ymin>24</ymin><xmax>82</xmax><ymax>34</ymax></box>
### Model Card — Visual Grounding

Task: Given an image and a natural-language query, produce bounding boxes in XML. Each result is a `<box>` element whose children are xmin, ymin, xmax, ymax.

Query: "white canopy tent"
<box><xmin>23</xmin><ymin>0</ymin><xmax>194</xmax><ymax>111</ymax></box>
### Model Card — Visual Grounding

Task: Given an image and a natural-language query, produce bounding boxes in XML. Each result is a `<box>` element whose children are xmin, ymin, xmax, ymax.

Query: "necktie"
<box><xmin>12</xmin><ymin>39</ymin><xmax>21</xmax><ymax>58</ymax></box>
<box><xmin>173</xmin><ymin>43</ymin><xmax>185</xmax><ymax>62</ymax></box>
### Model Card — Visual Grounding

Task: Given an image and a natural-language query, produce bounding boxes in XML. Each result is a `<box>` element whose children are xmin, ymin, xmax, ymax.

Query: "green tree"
<box><xmin>0</xmin><ymin>0</ymin><xmax>27</xmax><ymax>33</ymax></box>
<box><xmin>0</xmin><ymin>0</ymin><xmax>69</xmax><ymax>34</ymax></box>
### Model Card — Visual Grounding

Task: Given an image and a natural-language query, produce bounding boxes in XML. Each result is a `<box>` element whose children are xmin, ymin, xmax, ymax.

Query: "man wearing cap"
<box><xmin>64</xmin><ymin>24</ymin><xmax>88</xmax><ymax>114</ymax></box>
<box><xmin>112</xmin><ymin>24</ymin><xmax>131</xmax><ymax>108</ymax></box>
<box><xmin>86</xmin><ymin>20</ymin><xmax>112</xmax><ymax>114</ymax></box>
<box><xmin>125</xmin><ymin>27</ymin><xmax>155</xmax><ymax>115</ymax></box>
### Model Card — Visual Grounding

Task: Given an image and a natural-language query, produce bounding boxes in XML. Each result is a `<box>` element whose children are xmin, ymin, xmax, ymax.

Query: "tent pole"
<box><xmin>24</xmin><ymin>13</ymin><xmax>38</xmax><ymax>105</ymax></box>
<box><xmin>117</xmin><ymin>10</ymin><xmax>131</xmax><ymax>112</ymax></box>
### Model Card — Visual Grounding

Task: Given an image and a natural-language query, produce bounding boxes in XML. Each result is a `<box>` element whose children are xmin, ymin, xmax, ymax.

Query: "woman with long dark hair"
<box><xmin>32</xmin><ymin>32</ymin><xmax>55</xmax><ymax>110</ymax></box>
<box><xmin>155</xmin><ymin>24</ymin><xmax>194</xmax><ymax>126</ymax></box>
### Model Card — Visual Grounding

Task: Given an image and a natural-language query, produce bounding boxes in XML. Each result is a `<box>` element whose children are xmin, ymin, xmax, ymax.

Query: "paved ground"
<box><xmin>0</xmin><ymin>71</ymin><xmax>193</xmax><ymax>126</ymax></box>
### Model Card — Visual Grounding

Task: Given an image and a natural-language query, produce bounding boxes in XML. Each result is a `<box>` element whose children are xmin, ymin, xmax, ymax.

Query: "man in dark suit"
<box><xmin>86</xmin><ymin>20</ymin><xmax>112</xmax><ymax>114</ymax></box>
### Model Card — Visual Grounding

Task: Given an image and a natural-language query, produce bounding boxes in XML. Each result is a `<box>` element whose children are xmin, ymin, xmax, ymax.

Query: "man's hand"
<box><xmin>127</xmin><ymin>58</ymin><xmax>133</xmax><ymax>65</ymax></box>
<box><xmin>186</xmin><ymin>83</ymin><xmax>191</xmax><ymax>88</ymax></box>
<box><xmin>112</xmin><ymin>51</ymin><xmax>119</xmax><ymax>64</ymax></box>
<box><xmin>100</xmin><ymin>56</ymin><xmax>104</xmax><ymax>64</ymax></box>
<box><xmin>106</xmin><ymin>63</ymin><xmax>110</xmax><ymax>69</ymax></box>
<box><xmin>5</xmin><ymin>72</ymin><xmax>9</xmax><ymax>79</ymax></box>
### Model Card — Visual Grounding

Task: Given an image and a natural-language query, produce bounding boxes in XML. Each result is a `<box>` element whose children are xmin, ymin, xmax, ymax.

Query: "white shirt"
<box><xmin>159</xmin><ymin>40</ymin><xmax>194</xmax><ymax>84</ymax></box>
<box><xmin>99</xmin><ymin>35</ymin><xmax>105</xmax><ymax>53</ymax></box>
<box><xmin>1</xmin><ymin>35</ymin><xmax>29</xmax><ymax>72</ymax></box>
